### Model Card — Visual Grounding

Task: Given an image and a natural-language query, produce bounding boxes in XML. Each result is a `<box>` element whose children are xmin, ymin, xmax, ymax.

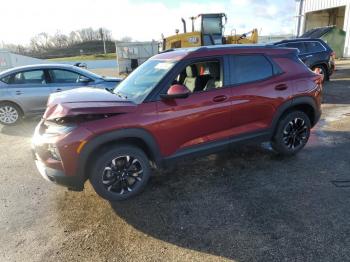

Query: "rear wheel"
<box><xmin>89</xmin><ymin>145</ymin><xmax>151</xmax><ymax>201</ymax></box>
<box><xmin>0</xmin><ymin>103</ymin><xmax>22</xmax><ymax>126</ymax></box>
<box><xmin>312</xmin><ymin>64</ymin><xmax>329</xmax><ymax>82</ymax></box>
<box><xmin>271</xmin><ymin>111</ymin><xmax>311</xmax><ymax>156</ymax></box>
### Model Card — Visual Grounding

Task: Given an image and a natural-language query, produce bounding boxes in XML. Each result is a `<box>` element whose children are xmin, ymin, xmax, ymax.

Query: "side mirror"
<box><xmin>79</xmin><ymin>76</ymin><xmax>92</xmax><ymax>83</ymax></box>
<box><xmin>160</xmin><ymin>84</ymin><xmax>190</xmax><ymax>99</ymax></box>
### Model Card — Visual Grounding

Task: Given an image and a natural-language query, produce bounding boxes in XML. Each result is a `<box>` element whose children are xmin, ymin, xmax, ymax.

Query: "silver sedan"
<box><xmin>0</xmin><ymin>64</ymin><xmax>121</xmax><ymax>125</ymax></box>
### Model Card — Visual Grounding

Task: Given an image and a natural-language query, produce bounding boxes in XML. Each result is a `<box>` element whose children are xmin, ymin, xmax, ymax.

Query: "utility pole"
<box><xmin>99</xmin><ymin>28</ymin><xmax>107</xmax><ymax>54</ymax></box>
<box><xmin>296</xmin><ymin>0</ymin><xmax>304</xmax><ymax>37</ymax></box>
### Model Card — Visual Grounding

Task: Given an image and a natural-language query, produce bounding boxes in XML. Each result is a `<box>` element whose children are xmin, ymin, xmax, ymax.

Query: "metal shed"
<box><xmin>301</xmin><ymin>26</ymin><xmax>346</xmax><ymax>57</ymax></box>
<box><xmin>115</xmin><ymin>41</ymin><xmax>159</xmax><ymax>74</ymax></box>
<box><xmin>295</xmin><ymin>0</ymin><xmax>350</xmax><ymax>58</ymax></box>
<box><xmin>0</xmin><ymin>50</ymin><xmax>43</xmax><ymax>72</ymax></box>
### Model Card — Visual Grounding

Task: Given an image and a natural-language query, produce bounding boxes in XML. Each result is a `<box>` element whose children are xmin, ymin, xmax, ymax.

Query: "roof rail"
<box><xmin>159</xmin><ymin>48</ymin><xmax>176</xmax><ymax>54</ymax></box>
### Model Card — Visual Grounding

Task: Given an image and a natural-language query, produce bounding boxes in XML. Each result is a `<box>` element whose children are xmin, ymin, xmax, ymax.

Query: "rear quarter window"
<box><xmin>305</xmin><ymin>42</ymin><xmax>326</xmax><ymax>53</ymax></box>
<box><xmin>0</xmin><ymin>75</ymin><xmax>11</xmax><ymax>84</ymax></box>
<box><xmin>229</xmin><ymin>55</ymin><xmax>274</xmax><ymax>85</ymax></box>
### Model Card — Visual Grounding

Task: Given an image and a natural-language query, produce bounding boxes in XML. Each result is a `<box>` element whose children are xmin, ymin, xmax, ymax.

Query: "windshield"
<box><xmin>113</xmin><ymin>59</ymin><xmax>176</xmax><ymax>103</ymax></box>
<box><xmin>202</xmin><ymin>17</ymin><xmax>222</xmax><ymax>34</ymax></box>
<box><xmin>74</xmin><ymin>67</ymin><xmax>102</xmax><ymax>79</ymax></box>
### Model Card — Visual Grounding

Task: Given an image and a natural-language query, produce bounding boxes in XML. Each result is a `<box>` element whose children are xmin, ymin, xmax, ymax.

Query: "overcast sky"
<box><xmin>0</xmin><ymin>0</ymin><xmax>296</xmax><ymax>45</ymax></box>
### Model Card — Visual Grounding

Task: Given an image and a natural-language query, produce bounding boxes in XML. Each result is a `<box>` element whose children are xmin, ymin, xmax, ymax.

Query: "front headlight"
<box><xmin>47</xmin><ymin>144</ymin><xmax>62</xmax><ymax>161</ymax></box>
<box><xmin>44</xmin><ymin>122</ymin><xmax>76</xmax><ymax>137</ymax></box>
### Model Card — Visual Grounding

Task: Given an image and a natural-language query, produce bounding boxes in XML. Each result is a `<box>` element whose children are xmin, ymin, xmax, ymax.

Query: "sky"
<box><xmin>0</xmin><ymin>0</ymin><xmax>296</xmax><ymax>45</ymax></box>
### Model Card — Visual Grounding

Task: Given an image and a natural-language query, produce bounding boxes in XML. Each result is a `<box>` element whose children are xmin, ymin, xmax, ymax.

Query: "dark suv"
<box><xmin>32</xmin><ymin>45</ymin><xmax>323</xmax><ymax>201</ymax></box>
<box><xmin>273</xmin><ymin>38</ymin><xmax>335</xmax><ymax>81</ymax></box>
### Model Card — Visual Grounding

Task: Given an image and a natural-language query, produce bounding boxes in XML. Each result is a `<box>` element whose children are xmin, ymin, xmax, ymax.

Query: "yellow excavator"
<box><xmin>162</xmin><ymin>13</ymin><xmax>258</xmax><ymax>50</ymax></box>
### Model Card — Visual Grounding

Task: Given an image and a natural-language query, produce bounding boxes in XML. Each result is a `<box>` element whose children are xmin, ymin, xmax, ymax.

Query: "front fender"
<box><xmin>77</xmin><ymin>128</ymin><xmax>162</xmax><ymax>180</ymax></box>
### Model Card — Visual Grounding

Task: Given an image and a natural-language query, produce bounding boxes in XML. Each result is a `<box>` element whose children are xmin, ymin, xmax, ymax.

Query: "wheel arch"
<box><xmin>310</xmin><ymin>62</ymin><xmax>329</xmax><ymax>79</ymax></box>
<box><xmin>271</xmin><ymin>96</ymin><xmax>319</xmax><ymax>136</ymax></box>
<box><xmin>77</xmin><ymin>128</ymin><xmax>162</xmax><ymax>181</ymax></box>
<box><xmin>0</xmin><ymin>100</ymin><xmax>24</xmax><ymax>116</ymax></box>
<box><xmin>311</xmin><ymin>62</ymin><xmax>328</xmax><ymax>71</ymax></box>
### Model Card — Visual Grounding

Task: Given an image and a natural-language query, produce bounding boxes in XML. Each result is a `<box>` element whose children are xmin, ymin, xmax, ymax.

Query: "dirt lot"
<box><xmin>1</xmin><ymin>63</ymin><xmax>350</xmax><ymax>262</ymax></box>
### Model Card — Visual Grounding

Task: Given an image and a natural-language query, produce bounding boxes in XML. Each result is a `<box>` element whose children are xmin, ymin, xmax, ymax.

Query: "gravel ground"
<box><xmin>1</xmin><ymin>63</ymin><xmax>350</xmax><ymax>262</ymax></box>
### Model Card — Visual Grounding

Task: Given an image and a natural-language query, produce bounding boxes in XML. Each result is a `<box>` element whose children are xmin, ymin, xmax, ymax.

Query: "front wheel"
<box><xmin>89</xmin><ymin>145</ymin><xmax>151</xmax><ymax>201</ymax></box>
<box><xmin>271</xmin><ymin>111</ymin><xmax>311</xmax><ymax>156</ymax></box>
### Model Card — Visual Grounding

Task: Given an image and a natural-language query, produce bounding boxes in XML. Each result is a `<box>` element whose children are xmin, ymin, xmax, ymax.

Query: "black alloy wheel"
<box><xmin>90</xmin><ymin>145</ymin><xmax>151</xmax><ymax>201</ymax></box>
<box><xmin>272</xmin><ymin>111</ymin><xmax>311</xmax><ymax>155</ymax></box>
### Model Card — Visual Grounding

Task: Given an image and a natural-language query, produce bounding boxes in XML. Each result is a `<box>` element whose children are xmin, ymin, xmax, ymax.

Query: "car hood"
<box><xmin>44</xmin><ymin>87</ymin><xmax>136</xmax><ymax>120</ymax></box>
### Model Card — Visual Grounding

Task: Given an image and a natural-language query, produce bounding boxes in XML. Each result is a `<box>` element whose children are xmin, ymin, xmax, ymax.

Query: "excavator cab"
<box><xmin>200</xmin><ymin>13</ymin><xmax>227</xmax><ymax>46</ymax></box>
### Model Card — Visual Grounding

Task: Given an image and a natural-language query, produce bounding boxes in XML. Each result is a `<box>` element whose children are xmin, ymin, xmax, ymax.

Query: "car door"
<box><xmin>155</xmin><ymin>58</ymin><xmax>233</xmax><ymax>157</ymax></box>
<box><xmin>6</xmin><ymin>69</ymin><xmax>53</xmax><ymax>113</ymax></box>
<box><xmin>47</xmin><ymin>69</ymin><xmax>93</xmax><ymax>93</ymax></box>
<box><xmin>227</xmin><ymin>54</ymin><xmax>282</xmax><ymax>137</ymax></box>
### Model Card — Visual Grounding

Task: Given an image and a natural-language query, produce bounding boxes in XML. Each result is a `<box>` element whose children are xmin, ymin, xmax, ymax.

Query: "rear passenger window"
<box><xmin>9</xmin><ymin>70</ymin><xmax>46</xmax><ymax>85</ymax></box>
<box><xmin>283</xmin><ymin>42</ymin><xmax>307</xmax><ymax>54</ymax></box>
<box><xmin>305</xmin><ymin>42</ymin><xmax>325</xmax><ymax>53</ymax></box>
<box><xmin>230</xmin><ymin>55</ymin><xmax>273</xmax><ymax>85</ymax></box>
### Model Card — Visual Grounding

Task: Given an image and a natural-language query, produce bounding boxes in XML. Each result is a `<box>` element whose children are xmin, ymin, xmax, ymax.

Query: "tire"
<box><xmin>89</xmin><ymin>145</ymin><xmax>151</xmax><ymax>201</ymax></box>
<box><xmin>312</xmin><ymin>64</ymin><xmax>329</xmax><ymax>82</ymax></box>
<box><xmin>0</xmin><ymin>102</ymin><xmax>23</xmax><ymax>126</ymax></box>
<box><xmin>271</xmin><ymin>111</ymin><xmax>311</xmax><ymax>156</ymax></box>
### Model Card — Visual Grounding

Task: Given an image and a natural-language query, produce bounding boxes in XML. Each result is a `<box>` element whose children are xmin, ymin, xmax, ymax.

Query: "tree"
<box><xmin>120</xmin><ymin>36</ymin><xmax>133</xmax><ymax>42</ymax></box>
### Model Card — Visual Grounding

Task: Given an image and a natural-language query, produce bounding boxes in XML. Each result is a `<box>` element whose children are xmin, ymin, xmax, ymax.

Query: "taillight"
<box><xmin>313</xmin><ymin>73</ymin><xmax>323</xmax><ymax>86</ymax></box>
<box><xmin>331</xmin><ymin>51</ymin><xmax>336</xmax><ymax>60</ymax></box>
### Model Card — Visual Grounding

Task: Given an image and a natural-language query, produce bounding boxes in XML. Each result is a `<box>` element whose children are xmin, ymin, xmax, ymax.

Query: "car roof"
<box><xmin>273</xmin><ymin>38</ymin><xmax>332</xmax><ymax>51</ymax></box>
<box><xmin>154</xmin><ymin>44</ymin><xmax>296</xmax><ymax>60</ymax></box>
<box><xmin>0</xmin><ymin>63</ymin><xmax>102</xmax><ymax>78</ymax></box>
<box><xmin>273</xmin><ymin>38</ymin><xmax>327</xmax><ymax>45</ymax></box>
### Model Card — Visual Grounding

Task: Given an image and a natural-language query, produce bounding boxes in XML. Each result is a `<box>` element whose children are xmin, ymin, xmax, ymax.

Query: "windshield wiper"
<box><xmin>105</xmin><ymin>88</ymin><xmax>128</xmax><ymax>99</ymax></box>
<box><xmin>105</xmin><ymin>87</ymin><xmax>113</xmax><ymax>93</ymax></box>
<box><xmin>114</xmin><ymin>91</ymin><xmax>128</xmax><ymax>99</ymax></box>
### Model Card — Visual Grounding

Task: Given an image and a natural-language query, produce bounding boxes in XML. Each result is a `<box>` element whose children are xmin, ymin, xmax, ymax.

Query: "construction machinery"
<box><xmin>162</xmin><ymin>13</ymin><xmax>258</xmax><ymax>50</ymax></box>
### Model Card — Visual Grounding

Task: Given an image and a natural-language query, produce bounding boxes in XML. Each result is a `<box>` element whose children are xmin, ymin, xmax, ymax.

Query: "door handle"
<box><xmin>213</xmin><ymin>95</ymin><xmax>227</xmax><ymax>102</ymax></box>
<box><xmin>275</xmin><ymin>84</ymin><xmax>288</xmax><ymax>91</ymax></box>
<box><xmin>55</xmin><ymin>88</ymin><xmax>62</xmax><ymax>92</ymax></box>
<box><xmin>15</xmin><ymin>91</ymin><xmax>23</xmax><ymax>95</ymax></box>
<box><xmin>305</xmin><ymin>55</ymin><xmax>313</xmax><ymax>58</ymax></box>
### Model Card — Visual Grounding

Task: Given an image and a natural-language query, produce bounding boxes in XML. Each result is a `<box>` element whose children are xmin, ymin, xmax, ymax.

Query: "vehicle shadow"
<box><xmin>0</xmin><ymin>117</ymin><xmax>40</xmax><ymax>137</ymax></box>
<box><xmin>109</xmin><ymin>131</ymin><xmax>350</xmax><ymax>261</ymax></box>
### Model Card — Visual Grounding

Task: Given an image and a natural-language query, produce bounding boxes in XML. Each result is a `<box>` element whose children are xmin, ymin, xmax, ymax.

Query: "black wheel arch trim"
<box><xmin>271</xmin><ymin>96</ymin><xmax>320</xmax><ymax>135</ymax></box>
<box><xmin>77</xmin><ymin>128</ymin><xmax>162</xmax><ymax>181</ymax></box>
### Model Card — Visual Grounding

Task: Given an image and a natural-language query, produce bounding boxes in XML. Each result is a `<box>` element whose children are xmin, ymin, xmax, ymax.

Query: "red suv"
<box><xmin>32</xmin><ymin>45</ymin><xmax>323</xmax><ymax>201</ymax></box>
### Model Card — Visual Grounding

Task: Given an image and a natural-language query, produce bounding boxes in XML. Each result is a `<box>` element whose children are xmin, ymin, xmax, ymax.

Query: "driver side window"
<box><xmin>173</xmin><ymin>60</ymin><xmax>222</xmax><ymax>93</ymax></box>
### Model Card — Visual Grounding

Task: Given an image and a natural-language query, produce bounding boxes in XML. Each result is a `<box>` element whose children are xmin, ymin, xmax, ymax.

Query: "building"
<box><xmin>0</xmin><ymin>50</ymin><xmax>43</xmax><ymax>72</ymax></box>
<box><xmin>295</xmin><ymin>0</ymin><xmax>349</xmax><ymax>58</ymax></box>
<box><xmin>115</xmin><ymin>41</ymin><xmax>159</xmax><ymax>74</ymax></box>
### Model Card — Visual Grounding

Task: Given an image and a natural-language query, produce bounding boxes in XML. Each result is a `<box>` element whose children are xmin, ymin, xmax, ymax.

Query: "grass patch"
<box><xmin>48</xmin><ymin>53</ymin><xmax>116</xmax><ymax>61</ymax></box>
